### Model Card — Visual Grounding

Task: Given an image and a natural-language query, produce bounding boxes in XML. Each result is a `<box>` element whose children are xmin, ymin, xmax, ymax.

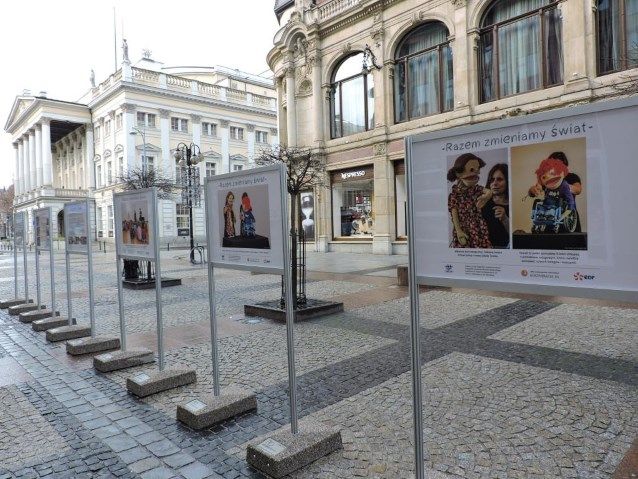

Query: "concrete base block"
<box><xmin>46</xmin><ymin>325</ymin><xmax>91</xmax><ymax>343</ymax></box>
<box><xmin>66</xmin><ymin>336</ymin><xmax>121</xmax><ymax>356</ymax></box>
<box><xmin>122</xmin><ymin>277</ymin><xmax>182</xmax><ymax>290</ymax></box>
<box><xmin>32</xmin><ymin>317</ymin><xmax>71</xmax><ymax>332</ymax></box>
<box><xmin>8</xmin><ymin>303</ymin><xmax>45</xmax><ymax>316</ymax></box>
<box><xmin>397</xmin><ymin>265</ymin><xmax>408</xmax><ymax>286</ymax></box>
<box><xmin>0</xmin><ymin>298</ymin><xmax>33</xmax><ymax>309</ymax></box>
<box><xmin>19</xmin><ymin>309</ymin><xmax>59</xmax><ymax>323</ymax></box>
<box><xmin>244</xmin><ymin>299</ymin><xmax>343</xmax><ymax>322</ymax></box>
<box><xmin>126</xmin><ymin>369</ymin><xmax>196</xmax><ymax>398</ymax></box>
<box><xmin>246</xmin><ymin>420</ymin><xmax>342</xmax><ymax>478</ymax></box>
<box><xmin>176</xmin><ymin>387</ymin><xmax>257</xmax><ymax>430</ymax></box>
<box><xmin>93</xmin><ymin>349</ymin><xmax>155</xmax><ymax>373</ymax></box>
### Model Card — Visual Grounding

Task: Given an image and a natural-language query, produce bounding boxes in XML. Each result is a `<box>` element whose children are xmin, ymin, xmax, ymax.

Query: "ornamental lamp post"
<box><xmin>173</xmin><ymin>143</ymin><xmax>203</xmax><ymax>263</ymax></box>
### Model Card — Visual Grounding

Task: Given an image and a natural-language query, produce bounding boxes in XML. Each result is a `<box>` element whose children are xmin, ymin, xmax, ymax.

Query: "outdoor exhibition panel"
<box><xmin>34</xmin><ymin>207</ymin><xmax>53</xmax><ymax>310</ymax></box>
<box><xmin>405</xmin><ymin>97</ymin><xmax>638</xmax><ymax>302</ymax></box>
<box><xmin>14</xmin><ymin>211</ymin><xmax>27</xmax><ymax>300</ymax></box>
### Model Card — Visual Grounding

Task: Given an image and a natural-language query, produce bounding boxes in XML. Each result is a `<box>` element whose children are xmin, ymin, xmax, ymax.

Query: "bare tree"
<box><xmin>0</xmin><ymin>185</ymin><xmax>14</xmax><ymax>239</ymax></box>
<box><xmin>254</xmin><ymin>145</ymin><xmax>326</xmax><ymax>307</ymax></box>
<box><xmin>117</xmin><ymin>167</ymin><xmax>176</xmax><ymax>280</ymax></box>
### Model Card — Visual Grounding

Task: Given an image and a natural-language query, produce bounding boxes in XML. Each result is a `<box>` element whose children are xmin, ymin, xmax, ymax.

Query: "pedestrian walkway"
<box><xmin>0</xmin><ymin>249</ymin><xmax>636</xmax><ymax>478</ymax></box>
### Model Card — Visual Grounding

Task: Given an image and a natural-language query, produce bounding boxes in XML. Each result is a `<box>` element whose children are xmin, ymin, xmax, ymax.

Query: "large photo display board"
<box><xmin>406</xmin><ymin>98</ymin><xmax>638</xmax><ymax>301</ymax></box>
<box><xmin>34</xmin><ymin>208</ymin><xmax>51</xmax><ymax>251</ymax></box>
<box><xmin>206</xmin><ymin>164</ymin><xmax>285</xmax><ymax>272</ymax></box>
<box><xmin>64</xmin><ymin>201</ymin><xmax>90</xmax><ymax>254</ymax></box>
<box><xmin>14</xmin><ymin>211</ymin><xmax>24</xmax><ymax>243</ymax></box>
<box><xmin>113</xmin><ymin>189</ymin><xmax>157</xmax><ymax>260</ymax></box>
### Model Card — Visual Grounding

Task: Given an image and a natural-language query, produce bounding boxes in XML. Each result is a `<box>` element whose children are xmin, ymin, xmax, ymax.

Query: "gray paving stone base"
<box><xmin>45</xmin><ymin>325</ymin><xmax>92</xmax><ymax>342</ymax></box>
<box><xmin>19</xmin><ymin>309</ymin><xmax>59</xmax><ymax>323</ymax></box>
<box><xmin>8</xmin><ymin>303</ymin><xmax>44</xmax><ymax>316</ymax></box>
<box><xmin>246</xmin><ymin>420</ymin><xmax>342</xmax><ymax>478</ymax></box>
<box><xmin>0</xmin><ymin>298</ymin><xmax>32</xmax><ymax>308</ymax></box>
<box><xmin>32</xmin><ymin>316</ymin><xmax>71</xmax><ymax>332</ymax></box>
<box><xmin>65</xmin><ymin>336</ymin><xmax>121</xmax><ymax>356</ymax></box>
<box><xmin>176</xmin><ymin>387</ymin><xmax>257</xmax><ymax>430</ymax></box>
<box><xmin>93</xmin><ymin>349</ymin><xmax>155</xmax><ymax>372</ymax></box>
<box><xmin>126</xmin><ymin>369</ymin><xmax>196</xmax><ymax>398</ymax></box>
<box><xmin>244</xmin><ymin>299</ymin><xmax>344</xmax><ymax>322</ymax></box>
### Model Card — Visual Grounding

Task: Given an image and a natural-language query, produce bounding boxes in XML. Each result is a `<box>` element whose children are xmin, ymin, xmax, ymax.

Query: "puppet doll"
<box><xmin>223</xmin><ymin>192</ymin><xmax>236</xmax><ymax>238</ymax></box>
<box><xmin>533</xmin><ymin>157</ymin><xmax>576</xmax><ymax>222</ymax></box>
<box><xmin>240</xmin><ymin>192</ymin><xmax>256</xmax><ymax>238</ymax></box>
<box><xmin>447</xmin><ymin>153</ymin><xmax>493</xmax><ymax>248</ymax></box>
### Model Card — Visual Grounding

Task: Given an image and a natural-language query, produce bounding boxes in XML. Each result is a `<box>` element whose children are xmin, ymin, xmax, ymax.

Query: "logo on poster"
<box><xmin>521</xmin><ymin>269</ymin><xmax>529</xmax><ymax>277</ymax></box>
<box><xmin>574</xmin><ymin>272</ymin><xmax>595</xmax><ymax>281</ymax></box>
<box><xmin>444</xmin><ymin>264</ymin><xmax>453</xmax><ymax>273</ymax></box>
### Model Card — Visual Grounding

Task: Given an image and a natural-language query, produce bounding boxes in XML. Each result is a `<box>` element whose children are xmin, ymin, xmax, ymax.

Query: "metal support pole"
<box><xmin>153</xmin><ymin>188</ymin><xmax>165</xmax><ymax>371</ymax></box>
<box><xmin>48</xmin><ymin>207</ymin><xmax>55</xmax><ymax>315</ymax></box>
<box><xmin>35</xmin><ymin>238</ymin><xmax>41</xmax><ymax>309</ymax></box>
<box><xmin>116</xmin><ymin>256</ymin><xmax>126</xmax><ymax>350</ymax></box>
<box><xmin>65</xmin><ymin>249</ymin><xmax>73</xmax><ymax>325</ymax></box>
<box><xmin>280</xmin><ymin>165</ymin><xmax>298</xmax><ymax>434</ymax></box>
<box><xmin>188</xmin><ymin>163</ymin><xmax>195</xmax><ymax>263</ymax></box>
<box><xmin>86</xmin><ymin>200</ymin><xmax>96</xmax><ymax>337</ymax></box>
<box><xmin>23</xmin><ymin>221</ymin><xmax>28</xmax><ymax>301</ymax></box>
<box><xmin>204</xmin><ymin>182</ymin><xmax>220</xmax><ymax>396</ymax></box>
<box><xmin>13</xmin><ymin>216</ymin><xmax>18</xmax><ymax>299</ymax></box>
<box><xmin>405</xmin><ymin>137</ymin><xmax>424</xmax><ymax>479</ymax></box>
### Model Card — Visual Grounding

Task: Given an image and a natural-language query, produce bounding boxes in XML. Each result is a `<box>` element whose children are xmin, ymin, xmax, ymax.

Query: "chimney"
<box><xmin>39</xmin><ymin>91</ymin><xmax>47</xmax><ymax>98</ymax></box>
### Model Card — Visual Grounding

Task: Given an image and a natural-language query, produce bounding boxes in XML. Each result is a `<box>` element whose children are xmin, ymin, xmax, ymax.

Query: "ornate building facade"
<box><xmin>269</xmin><ymin>0</ymin><xmax>637</xmax><ymax>254</ymax></box>
<box><xmin>5</xmin><ymin>54</ymin><xmax>277</xmax><ymax>243</ymax></box>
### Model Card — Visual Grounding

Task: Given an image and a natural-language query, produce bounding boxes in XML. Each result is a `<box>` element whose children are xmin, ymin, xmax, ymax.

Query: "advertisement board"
<box><xmin>406</xmin><ymin>98</ymin><xmax>638</xmax><ymax>301</ymax></box>
<box><xmin>64</xmin><ymin>201</ymin><xmax>90</xmax><ymax>254</ymax></box>
<box><xmin>14</xmin><ymin>211</ymin><xmax>24</xmax><ymax>244</ymax></box>
<box><xmin>113</xmin><ymin>189</ymin><xmax>156</xmax><ymax>261</ymax></box>
<box><xmin>205</xmin><ymin>164</ymin><xmax>285</xmax><ymax>272</ymax></box>
<box><xmin>34</xmin><ymin>208</ymin><xmax>51</xmax><ymax>251</ymax></box>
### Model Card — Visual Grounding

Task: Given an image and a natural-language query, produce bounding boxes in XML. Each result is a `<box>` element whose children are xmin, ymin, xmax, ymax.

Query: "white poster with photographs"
<box><xmin>34</xmin><ymin>208</ymin><xmax>52</xmax><ymax>251</ymax></box>
<box><xmin>14</xmin><ymin>211</ymin><xmax>24</xmax><ymax>244</ymax></box>
<box><xmin>64</xmin><ymin>201</ymin><xmax>90</xmax><ymax>254</ymax></box>
<box><xmin>206</xmin><ymin>164</ymin><xmax>285</xmax><ymax>272</ymax></box>
<box><xmin>407</xmin><ymin>99</ymin><xmax>638</xmax><ymax>300</ymax></box>
<box><xmin>113</xmin><ymin>189</ymin><xmax>156</xmax><ymax>260</ymax></box>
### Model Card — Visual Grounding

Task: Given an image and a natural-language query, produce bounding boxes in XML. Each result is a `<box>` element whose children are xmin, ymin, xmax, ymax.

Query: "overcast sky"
<box><xmin>0</xmin><ymin>0</ymin><xmax>281</xmax><ymax>189</ymax></box>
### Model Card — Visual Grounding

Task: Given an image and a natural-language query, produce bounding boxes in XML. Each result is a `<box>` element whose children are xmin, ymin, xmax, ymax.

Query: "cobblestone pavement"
<box><xmin>0</xmin><ymin>248</ymin><xmax>636</xmax><ymax>478</ymax></box>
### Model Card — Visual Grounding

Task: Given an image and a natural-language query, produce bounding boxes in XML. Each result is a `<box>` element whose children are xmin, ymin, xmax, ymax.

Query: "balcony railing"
<box><xmin>316</xmin><ymin>0</ymin><xmax>362</xmax><ymax>22</ymax></box>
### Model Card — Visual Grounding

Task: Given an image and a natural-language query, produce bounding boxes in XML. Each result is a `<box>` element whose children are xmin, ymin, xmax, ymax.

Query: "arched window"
<box><xmin>478</xmin><ymin>0</ymin><xmax>563</xmax><ymax>102</ymax></box>
<box><xmin>597</xmin><ymin>0</ymin><xmax>638</xmax><ymax>75</ymax></box>
<box><xmin>330</xmin><ymin>53</ymin><xmax>374</xmax><ymax>139</ymax></box>
<box><xmin>394</xmin><ymin>22</ymin><xmax>453</xmax><ymax>123</ymax></box>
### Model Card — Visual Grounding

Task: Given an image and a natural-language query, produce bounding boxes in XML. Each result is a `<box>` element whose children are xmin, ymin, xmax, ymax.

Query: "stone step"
<box><xmin>177</xmin><ymin>387</ymin><xmax>257</xmax><ymax>430</ymax></box>
<box><xmin>0</xmin><ymin>298</ymin><xmax>33</xmax><ymax>309</ymax></box>
<box><xmin>66</xmin><ymin>336</ymin><xmax>121</xmax><ymax>356</ymax></box>
<box><xmin>93</xmin><ymin>349</ymin><xmax>155</xmax><ymax>373</ymax></box>
<box><xmin>126</xmin><ymin>369</ymin><xmax>196</xmax><ymax>398</ymax></box>
<box><xmin>46</xmin><ymin>325</ymin><xmax>91</xmax><ymax>343</ymax></box>
<box><xmin>19</xmin><ymin>309</ymin><xmax>60</xmax><ymax>323</ymax></box>
<box><xmin>32</xmin><ymin>317</ymin><xmax>71</xmax><ymax>332</ymax></box>
<box><xmin>8</xmin><ymin>303</ymin><xmax>45</xmax><ymax>316</ymax></box>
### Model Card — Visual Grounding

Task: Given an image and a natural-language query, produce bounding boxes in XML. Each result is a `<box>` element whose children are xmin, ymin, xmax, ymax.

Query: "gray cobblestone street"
<box><xmin>0</xmin><ymin>248</ymin><xmax>636</xmax><ymax>478</ymax></box>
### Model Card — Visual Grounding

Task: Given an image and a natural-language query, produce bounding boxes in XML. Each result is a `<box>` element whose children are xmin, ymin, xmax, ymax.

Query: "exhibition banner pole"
<box><xmin>23</xmin><ymin>214</ymin><xmax>28</xmax><ymax>302</ymax></box>
<box><xmin>204</xmin><ymin>183</ymin><xmax>221</xmax><ymax>396</ymax></box>
<box><xmin>152</xmin><ymin>188</ymin><xmax>165</xmax><ymax>371</ymax></box>
<box><xmin>115</xmin><ymin>255</ymin><xmax>126</xmax><ymax>350</ymax></box>
<box><xmin>49</xmin><ymin>207</ymin><xmax>56</xmax><ymax>316</ymax></box>
<box><xmin>13</xmin><ymin>212</ymin><xmax>19</xmax><ymax>299</ymax></box>
<box><xmin>86</xmin><ymin>199</ymin><xmax>96</xmax><ymax>337</ymax></box>
<box><xmin>405</xmin><ymin>137</ymin><xmax>425</xmax><ymax>479</ymax></box>
<box><xmin>280</xmin><ymin>163</ymin><xmax>298</xmax><ymax>434</ymax></box>
<box><xmin>35</xmin><ymin>217</ymin><xmax>41</xmax><ymax>309</ymax></box>
<box><xmin>65</xmin><ymin>243</ymin><xmax>73</xmax><ymax>325</ymax></box>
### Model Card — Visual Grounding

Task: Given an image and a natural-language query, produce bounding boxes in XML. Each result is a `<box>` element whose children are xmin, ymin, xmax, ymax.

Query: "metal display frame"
<box><xmin>204</xmin><ymin>163</ymin><xmax>299</xmax><ymax>432</ymax></box>
<box><xmin>63</xmin><ymin>199</ymin><xmax>96</xmax><ymax>334</ymax></box>
<box><xmin>13</xmin><ymin>211</ymin><xmax>27</xmax><ymax>302</ymax></box>
<box><xmin>34</xmin><ymin>207</ymin><xmax>54</xmax><ymax>315</ymax></box>
<box><xmin>404</xmin><ymin>97</ymin><xmax>638</xmax><ymax>479</ymax></box>
<box><xmin>113</xmin><ymin>188</ymin><xmax>164</xmax><ymax>368</ymax></box>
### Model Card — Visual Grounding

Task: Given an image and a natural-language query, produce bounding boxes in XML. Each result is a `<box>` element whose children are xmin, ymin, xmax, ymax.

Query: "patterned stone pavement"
<box><xmin>0</xmin><ymin>248</ymin><xmax>636</xmax><ymax>478</ymax></box>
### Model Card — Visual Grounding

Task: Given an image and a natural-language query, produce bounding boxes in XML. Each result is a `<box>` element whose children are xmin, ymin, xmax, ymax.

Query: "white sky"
<box><xmin>0</xmin><ymin>0</ymin><xmax>281</xmax><ymax>188</ymax></box>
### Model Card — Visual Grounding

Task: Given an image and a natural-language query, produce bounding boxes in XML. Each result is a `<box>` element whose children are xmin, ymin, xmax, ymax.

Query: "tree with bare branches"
<box><xmin>254</xmin><ymin>145</ymin><xmax>326</xmax><ymax>307</ymax></box>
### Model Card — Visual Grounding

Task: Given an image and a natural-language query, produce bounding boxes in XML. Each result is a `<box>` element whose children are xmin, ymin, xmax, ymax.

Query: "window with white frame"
<box><xmin>176</xmin><ymin>204</ymin><xmax>189</xmax><ymax>233</ymax></box>
<box><xmin>142</xmin><ymin>156</ymin><xmax>154</xmax><ymax>173</ymax></box>
<box><xmin>96</xmin><ymin>165</ymin><xmax>102</xmax><ymax>188</ymax></box>
<box><xmin>104</xmin><ymin>120</ymin><xmax>111</xmax><ymax>136</ymax></box>
<box><xmin>202</xmin><ymin>122</ymin><xmax>217</xmax><ymax>136</ymax></box>
<box><xmin>115</xmin><ymin>113</ymin><xmax>123</xmax><ymax>130</ymax></box>
<box><xmin>95</xmin><ymin>125</ymin><xmax>101</xmax><ymax>140</ymax></box>
<box><xmin>107</xmin><ymin>205</ymin><xmax>114</xmax><ymax>237</ymax></box>
<box><xmin>96</xmin><ymin>207</ymin><xmax>103</xmax><ymax>237</ymax></box>
<box><xmin>107</xmin><ymin>161</ymin><xmax>112</xmax><ymax>184</ymax></box>
<box><xmin>232</xmin><ymin>164</ymin><xmax>244</xmax><ymax>171</ymax></box>
<box><xmin>230</xmin><ymin>126</ymin><xmax>244</xmax><ymax>140</ymax></box>
<box><xmin>205</xmin><ymin>162</ymin><xmax>217</xmax><ymax>177</ymax></box>
<box><xmin>256</xmin><ymin>130</ymin><xmax>268</xmax><ymax>143</ymax></box>
<box><xmin>137</xmin><ymin>112</ymin><xmax>156</xmax><ymax>128</ymax></box>
<box><xmin>171</xmin><ymin>117</ymin><xmax>188</xmax><ymax>132</ymax></box>
<box><xmin>118</xmin><ymin>157</ymin><xmax>124</xmax><ymax>178</ymax></box>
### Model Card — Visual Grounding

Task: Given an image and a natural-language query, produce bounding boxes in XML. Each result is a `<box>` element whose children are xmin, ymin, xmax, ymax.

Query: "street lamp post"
<box><xmin>173</xmin><ymin>143</ymin><xmax>203</xmax><ymax>263</ymax></box>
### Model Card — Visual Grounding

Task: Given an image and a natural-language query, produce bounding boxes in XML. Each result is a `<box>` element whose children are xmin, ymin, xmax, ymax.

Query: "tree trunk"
<box><xmin>123</xmin><ymin>259</ymin><xmax>139</xmax><ymax>280</ymax></box>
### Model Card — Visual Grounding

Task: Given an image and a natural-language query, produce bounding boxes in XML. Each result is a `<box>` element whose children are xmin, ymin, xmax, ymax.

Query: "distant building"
<box><xmin>5</xmin><ymin>53</ymin><xmax>277</xmax><ymax>243</ymax></box>
<box><xmin>269</xmin><ymin>0</ymin><xmax>637</xmax><ymax>254</ymax></box>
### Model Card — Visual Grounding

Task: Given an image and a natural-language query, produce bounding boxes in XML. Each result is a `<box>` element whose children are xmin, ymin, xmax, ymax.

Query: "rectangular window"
<box><xmin>232</xmin><ymin>164</ymin><xmax>243</xmax><ymax>171</ymax></box>
<box><xmin>115</xmin><ymin>113</ymin><xmax>123</xmax><ymax>130</ymax></box>
<box><xmin>96</xmin><ymin>165</ymin><xmax>102</xmax><ymax>188</ymax></box>
<box><xmin>171</xmin><ymin>117</ymin><xmax>188</xmax><ymax>132</ymax></box>
<box><xmin>95</xmin><ymin>125</ymin><xmax>101</xmax><ymax>140</ymax></box>
<box><xmin>142</xmin><ymin>156</ymin><xmax>154</xmax><ymax>173</ymax></box>
<box><xmin>104</xmin><ymin>120</ymin><xmax>111</xmax><ymax>136</ymax></box>
<box><xmin>107</xmin><ymin>161</ymin><xmax>112</xmax><ymax>185</ymax></box>
<box><xmin>96</xmin><ymin>207</ymin><xmax>103</xmax><ymax>237</ymax></box>
<box><xmin>176</xmin><ymin>204</ymin><xmax>189</xmax><ymax>235</ymax></box>
<box><xmin>230</xmin><ymin>126</ymin><xmax>244</xmax><ymax>140</ymax></box>
<box><xmin>205</xmin><ymin>162</ymin><xmax>216</xmax><ymax>177</ymax></box>
<box><xmin>118</xmin><ymin>157</ymin><xmax>124</xmax><ymax>178</ymax></box>
<box><xmin>202</xmin><ymin>122</ymin><xmax>217</xmax><ymax>136</ymax></box>
<box><xmin>137</xmin><ymin>112</ymin><xmax>156</xmax><ymax>128</ymax></box>
<box><xmin>147</xmin><ymin>113</ymin><xmax>156</xmax><ymax>128</ymax></box>
<box><xmin>331</xmin><ymin>168</ymin><xmax>375</xmax><ymax>238</ymax></box>
<box><xmin>256</xmin><ymin>130</ymin><xmax>268</xmax><ymax>143</ymax></box>
<box><xmin>107</xmin><ymin>205</ymin><xmax>114</xmax><ymax>237</ymax></box>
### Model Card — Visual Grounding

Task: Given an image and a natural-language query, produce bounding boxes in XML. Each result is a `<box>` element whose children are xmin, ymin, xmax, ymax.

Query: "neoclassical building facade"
<box><xmin>269</xmin><ymin>0</ymin><xmax>637</xmax><ymax>254</ymax></box>
<box><xmin>5</xmin><ymin>54</ymin><xmax>278</xmax><ymax>243</ymax></box>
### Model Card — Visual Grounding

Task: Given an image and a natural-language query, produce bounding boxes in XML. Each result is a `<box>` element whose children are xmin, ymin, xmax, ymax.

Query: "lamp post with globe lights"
<box><xmin>173</xmin><ymin>143</ymin><xmax>203</xmax><ymax>263</ymax></box>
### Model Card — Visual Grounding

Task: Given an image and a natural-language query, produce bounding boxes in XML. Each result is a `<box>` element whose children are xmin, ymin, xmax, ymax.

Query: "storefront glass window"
<box><xmin>332</xmin><ymin>171</ymin><xmax>374</xmax><ymax>238</ymax></box>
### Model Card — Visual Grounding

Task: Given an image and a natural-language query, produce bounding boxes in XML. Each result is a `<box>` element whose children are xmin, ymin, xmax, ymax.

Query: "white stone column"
<box><xmin>41</xmin><ymin>119</ymin><xmax>53</xmax><ymax>186</ymax></box>
<box><xmin>13</xmin><ymin>143</ymin><xmax>20</xmax><ymax>195</ymax></box>
<box><xmin>312</xmin><ymin>56</ymin><xmax>324</xmax><ymax>146</ymax></box>
<box><xmin>285</xmin><ymin>66</ymin><xmax>297</xmax><ymax>147</ymax></box>
<box><xmin>220</xmin><ymin>120</ymin><xmax>230</xmax><ymax>173</ymax></box>
<box><xmin>23</xmin><ymin>134</ymin><xmax>31</xmax><ymax>192</ymax></box>
<box><xmin>159</xmin><ymin>109</ymin><xmax>171</xmax><ymax>177</ymax></box>
<box><xmin>29</xmin><ymin>130</ymin><xmax>37</xmax><ymax>190</ymax></box>
<box><xmin>246</xmin><ymin>124</ymin><xmax>255</xmax><ymax>164</ymax></box>
<box><xmin>85</xmin><ymin>124</ymin><xmax>94</xmax><ymax>189</ymax></box>
<box><xmin>35</xmin><ymin>124</ymin><xmax>43</xmax><ymax>188</ymax></box>
<box><xmin>17</xmin><ymin>141</ymin><xmax>25</xmax><ymax>194</ymax></box>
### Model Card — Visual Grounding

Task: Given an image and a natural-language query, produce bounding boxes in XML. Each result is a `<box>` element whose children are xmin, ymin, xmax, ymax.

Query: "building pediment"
<box><xmin>203</xmin><ymin>150</ymin><xmax>222</xmax><ymax>160</ymax></box>
<box><xmin>114</xmin><ymin>144</ymin><xmax>124</xmax><ymax>153</ymax></box>
<box><xmin>230</xmin><ymin>154</ymin><xmax>247</xmax><ymax>161</ymax></box>
<box><xmin>4</xmin><ymin>97</ymin><xmax>36</xmax><ymax>133</ymax></box>
<box><xmin>135</xmin><ymin>143</ymin><xmax>162</xmax><ymax>153</ymax></box>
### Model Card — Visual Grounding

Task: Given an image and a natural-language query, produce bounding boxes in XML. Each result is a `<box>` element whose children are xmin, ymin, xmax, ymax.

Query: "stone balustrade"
<box><xmin>316</xmin><ymin>0</ymin><xmax>361</xmax><ymax>22</ymax></box>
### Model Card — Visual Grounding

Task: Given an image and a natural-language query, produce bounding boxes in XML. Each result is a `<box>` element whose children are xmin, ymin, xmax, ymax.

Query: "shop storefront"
<box><xmin>330</xmin><ymin>166</ymin><xmax>375</xmax><ymax>239</ymax></box>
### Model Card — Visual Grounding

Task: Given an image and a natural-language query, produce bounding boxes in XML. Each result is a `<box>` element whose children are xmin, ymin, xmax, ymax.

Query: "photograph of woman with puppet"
<box><xmin>510</xmin><ymin>138</ymin><xmax>588</xmax><ymax>250</ymax></box>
